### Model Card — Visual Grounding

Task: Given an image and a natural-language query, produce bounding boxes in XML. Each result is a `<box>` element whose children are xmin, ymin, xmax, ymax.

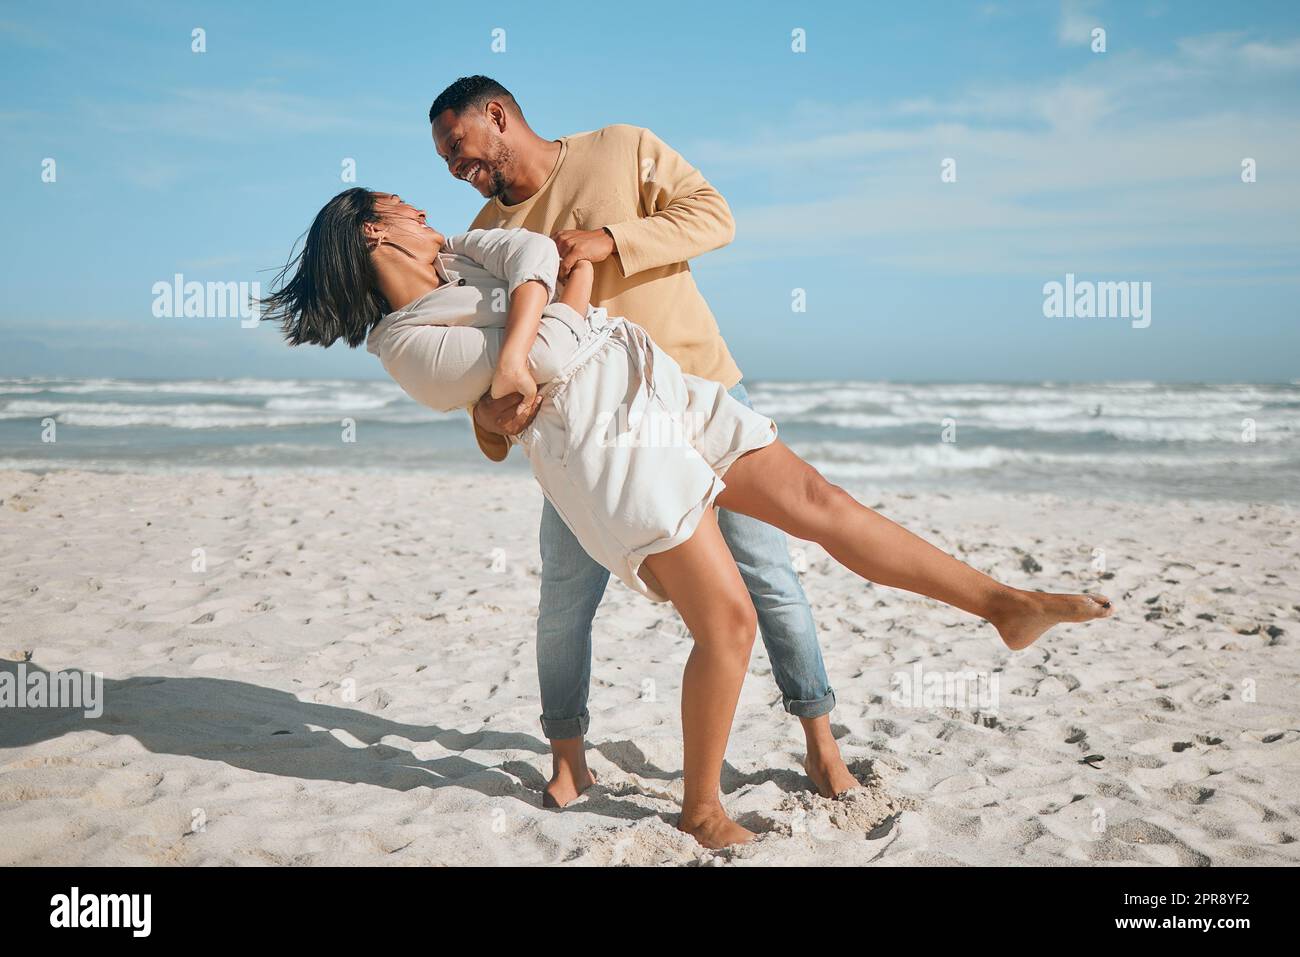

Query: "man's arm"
<box><xmin>604</xmin><ymin>127</ymin><xmax>735</xmax><ymax>278</ymax></box>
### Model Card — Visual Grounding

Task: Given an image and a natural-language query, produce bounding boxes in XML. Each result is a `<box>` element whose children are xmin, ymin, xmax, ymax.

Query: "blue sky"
<box><xmin>2</xmin><ymin>0</ymin><xmax>1297</xmax><ymax>382</ymax></box>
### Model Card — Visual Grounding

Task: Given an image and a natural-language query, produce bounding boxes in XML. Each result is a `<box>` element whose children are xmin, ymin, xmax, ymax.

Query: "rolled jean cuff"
<box><xmin>783</xmin><ymin>687</ymin><xmax>836</xmax><ymax>720</ymax></box>
<box><xmin>540</xmin><ymin>709</ymin><xmax>591</xmax><ymax>740</ymax></box>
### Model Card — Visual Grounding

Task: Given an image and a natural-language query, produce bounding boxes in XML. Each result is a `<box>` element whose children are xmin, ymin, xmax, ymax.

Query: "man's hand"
<box><xmin>552</xmin><ymin>228</ymin><xmax>616</xmax><ymax>280</ymax></box>
<box><xmin>474</xmin><ymin>390</ymin><xmax>542</xmax><ymax>438</ymax></box>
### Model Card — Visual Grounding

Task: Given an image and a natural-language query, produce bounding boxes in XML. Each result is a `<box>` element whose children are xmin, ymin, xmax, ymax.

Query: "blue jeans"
<box><xmin>535</xmin><ymin>380</ymin><xmax>835</xmax><ymax>739</ymax></box>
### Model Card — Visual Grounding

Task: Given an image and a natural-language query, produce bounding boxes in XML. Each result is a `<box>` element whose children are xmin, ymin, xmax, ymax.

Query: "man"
<box><xmin>429</xmin><ymin>75</ymin><xmax>857</xmax><ymax>807</ymax></box>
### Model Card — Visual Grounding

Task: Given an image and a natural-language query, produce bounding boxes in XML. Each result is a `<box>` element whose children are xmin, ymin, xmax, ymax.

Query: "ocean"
<box><xmin>1</xmin><ymin>378</ymin><xmax>1295</xmax><ymax>503</ymax></box>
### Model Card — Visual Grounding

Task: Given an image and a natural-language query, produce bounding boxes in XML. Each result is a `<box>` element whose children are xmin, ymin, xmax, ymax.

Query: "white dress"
<box><xmin>366</xmin><ymin>228</ymin><xmax>778</xmax><ymax>602</ymax></box>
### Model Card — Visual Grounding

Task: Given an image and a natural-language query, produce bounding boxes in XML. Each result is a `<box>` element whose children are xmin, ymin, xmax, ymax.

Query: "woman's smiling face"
<box><xmin>369</xmin><ymin>193</ymin><xmax>445</xmax><ymax>258</ymax></box>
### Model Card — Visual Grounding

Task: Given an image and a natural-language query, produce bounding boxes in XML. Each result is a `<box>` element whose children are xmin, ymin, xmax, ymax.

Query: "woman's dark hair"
<box><xmin>261</xmin><ymin>187</ymin><xmax>389</xmax><ymax>348</ymax></box>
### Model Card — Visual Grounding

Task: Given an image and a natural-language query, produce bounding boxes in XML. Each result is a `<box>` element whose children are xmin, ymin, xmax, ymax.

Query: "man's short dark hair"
<box><xmin>428</xmin><ymin>75</ymin><xmax>519</xmax><ymax>124</ymax></box>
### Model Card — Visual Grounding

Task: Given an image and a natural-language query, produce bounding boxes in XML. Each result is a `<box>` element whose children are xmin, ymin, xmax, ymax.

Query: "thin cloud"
<box><xmin>85</xmin><ymin>86</ymin><xmax>410</xmax><ymax>141</ymax></box>
<box><xmin>1058</xmin><ymin>0</ymin><xmax>1102</xmax><ymax>47</ymax></box>
<box><xmin>689</xmin><ymin>32</ymin><xmax>1300</xmax><ymax>279</ymax></box>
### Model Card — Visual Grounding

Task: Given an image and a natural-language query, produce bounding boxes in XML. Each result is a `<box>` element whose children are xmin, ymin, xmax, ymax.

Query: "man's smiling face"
<box><xmin>432</xmin><ymin>106</ymin><xmax>513</xmax><ymax>200</ymax></box>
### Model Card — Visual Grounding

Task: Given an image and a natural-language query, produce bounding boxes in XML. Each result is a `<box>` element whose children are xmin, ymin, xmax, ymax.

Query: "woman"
<box><xmin>263</xmin><ymin>187</ymin><xmax>1113</xmax><ymax>849</ymax></box>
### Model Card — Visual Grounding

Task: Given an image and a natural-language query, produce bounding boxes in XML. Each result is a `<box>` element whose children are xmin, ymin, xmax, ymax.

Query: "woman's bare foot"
<box><xmin>991</xmin><ymin>590</ymin><xmax>1114</xmax><ymax>651</ymax></box>
<box><xmin>800</xmin><ymin>715</ymin><xmax>859</xmax><ymax>797</ymax></box>
<box><xmin>677</xmin><ymin>806</ymin><xmax>756</xmax><ymax>850</ymax></box>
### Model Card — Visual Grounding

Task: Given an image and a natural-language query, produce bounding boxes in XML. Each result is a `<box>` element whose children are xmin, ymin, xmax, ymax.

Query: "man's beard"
<box><xmin>484</xmin><ymin>142</ymin><xmax>513</xmax><ymax>200</ymax></box>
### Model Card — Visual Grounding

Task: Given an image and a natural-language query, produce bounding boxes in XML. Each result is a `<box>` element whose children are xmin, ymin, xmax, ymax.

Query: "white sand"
<box><xmin>1</xmin><ymin>467</ymin><xmax>1297</xmax><ymax>866</ymax></box>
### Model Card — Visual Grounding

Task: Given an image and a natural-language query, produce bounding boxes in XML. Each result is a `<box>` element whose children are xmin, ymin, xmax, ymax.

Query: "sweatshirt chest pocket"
<box><xmin>570</xmin><ymin>201</ymin><xmax>626</xmax><ymax>233</ymax></box>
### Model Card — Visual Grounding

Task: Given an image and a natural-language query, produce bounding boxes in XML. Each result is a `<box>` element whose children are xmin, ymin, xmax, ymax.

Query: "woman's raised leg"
<box><xmin>715</xmin><ymin>440</ymin><xmax>1113</xmax><ymax>650</ymax></box>
<box><xmin>641</xmin><ymin>507</ymin><xmax>761</xmax><ymax>849</ymax></box>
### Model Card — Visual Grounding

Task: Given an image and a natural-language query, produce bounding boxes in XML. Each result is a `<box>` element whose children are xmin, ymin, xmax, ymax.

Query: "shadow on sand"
<box><xmin>0</xmin><ymin>658</ymin><xmax>661</xmax><ymax>820</ymax></box>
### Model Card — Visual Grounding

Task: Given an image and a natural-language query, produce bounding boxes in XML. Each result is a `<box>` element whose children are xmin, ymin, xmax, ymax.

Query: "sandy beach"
<box><xmin>1</xmin><ymin>467</ymin><xmax>1297</xmax><ymax>866</ymax></box>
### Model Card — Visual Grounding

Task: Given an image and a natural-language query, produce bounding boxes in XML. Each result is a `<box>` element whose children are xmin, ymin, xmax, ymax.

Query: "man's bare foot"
<box><xmin>677</xmin><ymin>807</ymin><xmax>756</xmax><ymax>849</ymax></box>
<box><xmin>543</xmin><ymin>736</ymin><xmax>596</xmax><ymax>809</ymax></box>
<box><xmin>543</xmin><ymin>767</ymin><xmax>597</xmax><ymax>809</ymax></box>
<box><xmin>800</xmin><ymin>715</ymin><xmax>859</xmax><ymax>797</ymax></box>
<box><xmin>991</xmin><ymin>590</ymin><xmax>1114</xmax><ymax>651</ymax></box>
<box><xmin>804</xmin><ymin>754</ymin><xmax>860</xmax><ymax>798</ymax></box>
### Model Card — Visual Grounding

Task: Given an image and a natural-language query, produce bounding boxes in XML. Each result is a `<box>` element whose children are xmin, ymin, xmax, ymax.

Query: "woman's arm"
<box><xmin>490</xmin><ymin>279</ymin><xmax>549</xmax><ymax>413</ymax></box>
<box><xmin>488</xmin><ymin>259</ymin><xmax>594</xmax><ymax>415</ymax></box>
<box><xmin>442</xmin><ymin>228</ymin><xmax>559</xmax><ymax>300</ymax></box>
<box><xmin>558</xmin><ymin>259</ymin><xmax>593</xmax><ymax>316</ymax></box>
<box><xmin>441</xmin><ymin>228</ymin><xmax>561</xmax><ymax>417</ymax></box>
<box><xmin>472</xmin><ymin>262</ymin><xmax>591</xmax><ymax>448</ymax></box>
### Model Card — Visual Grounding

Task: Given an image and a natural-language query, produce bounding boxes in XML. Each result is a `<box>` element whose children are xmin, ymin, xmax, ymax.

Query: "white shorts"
<box><xmin>518</xmin><ymin>307</ymin><xmax>778</xmax><ymax>603</ymax></box>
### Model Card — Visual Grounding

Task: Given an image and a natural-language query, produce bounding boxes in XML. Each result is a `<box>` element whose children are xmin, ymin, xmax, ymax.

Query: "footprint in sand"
<box><xmin>565</xmin><ymin>821</ymin><xmax>699</xmax><ymax>866</ymax></box>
